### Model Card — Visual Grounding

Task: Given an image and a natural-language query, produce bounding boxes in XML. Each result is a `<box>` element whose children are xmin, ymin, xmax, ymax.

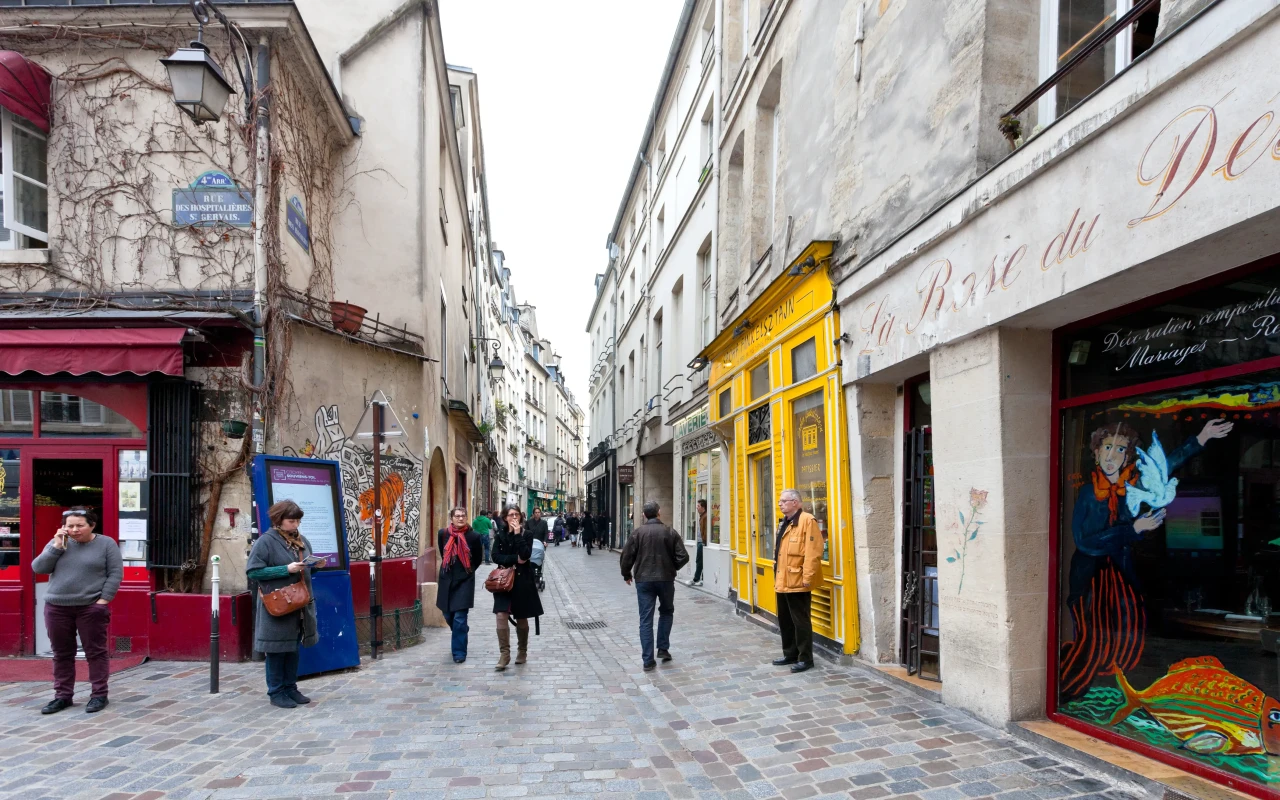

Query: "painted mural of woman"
<box><xmin>1059</xmin><ymin>417</ymin><xmax>1232</xmax><ymax>702</ymax></box>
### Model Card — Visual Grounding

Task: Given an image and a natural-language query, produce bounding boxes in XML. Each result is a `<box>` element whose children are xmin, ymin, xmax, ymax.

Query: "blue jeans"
<box><xmin>481</xmin><ymin>534</ymin><xmax>491</xmax><ymax>563</ymax></box>
<box><xmin>635</xmin><ymin>581</ymin><xmax>675</xmax><ymax>666</ymax></box>
<box><xmin>446</xmin><ymin>609</ymin><xmax>469</xmax><ymax>660</ymax></box>
<box><xmin>264</xmin><ymin>650</ymin><xmax>299</xmax><ymax>698</ymax></box>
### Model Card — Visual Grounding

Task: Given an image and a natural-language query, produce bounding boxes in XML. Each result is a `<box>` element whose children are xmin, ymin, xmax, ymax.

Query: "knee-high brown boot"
<box><xmin>514</xmin><ymin>618</ymin><xmax>529</xmax><ymax>665</ymax></box>
<box><xmin>495</xmin><ymin>615</ymin><xmax>511</xmax><ymax>671</ymax></box>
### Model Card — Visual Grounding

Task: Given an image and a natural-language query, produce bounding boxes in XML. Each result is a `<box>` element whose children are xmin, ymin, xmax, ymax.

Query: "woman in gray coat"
<box><xmin>246</xmin><ymin>500</ymin><xmax>321</xmax><ymax>708</ymax></box>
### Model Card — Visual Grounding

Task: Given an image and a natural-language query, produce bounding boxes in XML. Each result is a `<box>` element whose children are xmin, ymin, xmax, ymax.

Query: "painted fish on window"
<box><xmin>1108</xmin><ymin>656</ymin><xmax>1280</xmax><ymax>756</ymax></box>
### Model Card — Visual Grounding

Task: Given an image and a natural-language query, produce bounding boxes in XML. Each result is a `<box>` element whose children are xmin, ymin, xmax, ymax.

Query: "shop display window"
<box><xmin>0</xmin><ymin>450</ymin><xmax>18</xmax><ymax>569</ymax></box>
<box><xmin>1056</xmin><ymin>373</ymin><xmax>1280</xmax><ymax>786</ymax></box>
<box><xmin>0</xmin><ymin>390</ymin><xmax>32</xmax><ymax>437</ymax></box>
<box><xmin>39</xmin><ymin>393</ymin><xmax>141</xmax><ymax>438</ymax></box>
<box><xmin>791</xmin><ymin>337</ymin><xmax>818</xmax><ymax>383</ymax></box>
<box><xmin>791</xmin><ymin>389</ymin><xmax>829</xmax><ymax>560</ymax></box>
<box><xmin>682</xmin><ymin>448</ymin><xmax>723</xmax><ymax>546</ymax></box>
<box><xmin>719</xmin><ymin>387</ymin><xmax>732</xmax><ymax>417</ymax></box>
<box><xmin>709</xmin><ymin>448</ymin><xmax>721</xmax><ymax>545</ymax></box>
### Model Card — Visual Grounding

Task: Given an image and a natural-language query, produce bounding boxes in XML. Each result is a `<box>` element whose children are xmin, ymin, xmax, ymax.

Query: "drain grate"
<box><xmin>565</xmin><ymin>620</ymin><xmax>608</xmax><ymax>630</ymax></box>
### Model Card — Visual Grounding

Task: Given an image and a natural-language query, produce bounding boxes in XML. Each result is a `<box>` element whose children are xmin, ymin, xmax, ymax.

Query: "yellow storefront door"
<box><xmin>750</xmin><ymin>452</ymin><xmax>777</xmax><ymax>614</ymax></box>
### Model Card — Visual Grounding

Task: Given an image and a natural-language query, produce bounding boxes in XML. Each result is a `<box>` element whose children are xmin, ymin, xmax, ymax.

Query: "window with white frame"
<box><xmin>1037</xmin><ymin>0</ymin><xmax>1160</xmax><ymax>125</ymax></box>
<box><xmin>0</xmin><ymin>109</ymin><xmax>48</xmax><ymax>249</ymax></box>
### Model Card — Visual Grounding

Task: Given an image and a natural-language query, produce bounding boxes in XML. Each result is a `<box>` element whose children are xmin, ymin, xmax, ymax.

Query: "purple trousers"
<box><xmin>44</xmin><ymin>602</ymin><xmax>110</xmax><ymax>700</ymax></box>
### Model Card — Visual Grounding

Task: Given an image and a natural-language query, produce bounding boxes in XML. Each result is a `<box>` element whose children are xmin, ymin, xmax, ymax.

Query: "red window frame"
<box><xmin>1047</xmin><ymin>253</ymin><xmax>1280</xmax><ymax>800</ymax></box>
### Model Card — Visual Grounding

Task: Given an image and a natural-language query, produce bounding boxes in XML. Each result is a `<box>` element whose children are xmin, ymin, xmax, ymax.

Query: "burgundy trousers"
<box><xmin>44</xmin><ymin>602</ymin><xmax>110</xmax><ymax>700</ymax></box>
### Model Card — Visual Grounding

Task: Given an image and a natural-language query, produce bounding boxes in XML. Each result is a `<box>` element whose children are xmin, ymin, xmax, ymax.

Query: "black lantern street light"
<box><xmin>472</xmin><ymin>337</ymin><xmax>506</xmax><ymax>383</ymax></box>
<box><xmin>161</xmin><ymin>1</ymin><xmax>254</xmax><ymax>125</ymax></box>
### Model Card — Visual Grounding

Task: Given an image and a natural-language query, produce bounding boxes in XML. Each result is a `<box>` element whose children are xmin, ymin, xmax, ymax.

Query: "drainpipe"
<box><xmin>251</xmin><ymin>36</ymin><xmax>270</xmax><ymax>454</ymax></box>
<box><xmin>709</xmin><ymin>0</ymin><xmax>723</xmax><ymax>349</ymax></box>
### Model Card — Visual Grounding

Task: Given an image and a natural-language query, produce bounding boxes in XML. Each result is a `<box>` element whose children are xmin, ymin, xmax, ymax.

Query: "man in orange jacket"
<box><xmin>772</xmin><ymin>488</ymin><xmax>825</xmax><ymax>673</ymax></box>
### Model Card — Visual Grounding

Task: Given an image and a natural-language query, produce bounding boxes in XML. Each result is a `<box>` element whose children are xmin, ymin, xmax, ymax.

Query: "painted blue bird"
<box><xmin>1126</xmin><ymin>430</ymin><xmax>1179</xmax><ymax>517</ymax></box>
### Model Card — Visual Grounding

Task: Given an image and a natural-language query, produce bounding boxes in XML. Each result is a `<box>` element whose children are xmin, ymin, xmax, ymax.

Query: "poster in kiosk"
<box><xmin>251</xmin><ymin>455</ymin><xmax>360</xmax><ymax>675</ymax></box>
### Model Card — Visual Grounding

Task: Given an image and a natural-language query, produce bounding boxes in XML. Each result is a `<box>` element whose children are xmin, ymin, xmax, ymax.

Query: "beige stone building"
<box><xmin>701</xmin><ymin>0</ymin><xmax>1280</xmax><ymax>795</ymax></box>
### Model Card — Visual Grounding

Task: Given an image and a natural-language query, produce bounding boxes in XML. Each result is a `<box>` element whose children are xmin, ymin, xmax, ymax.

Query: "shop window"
<box><xmin>754</xmin><ymin>454</ymin><xmax>774</xmax><ymax>561</ymax></box>
<box><xmin>747</xmin><ymin>403</ymin><xmax>771</xmax><ymax>445</ymax></box>
<box><xmin>0</xmin><ymin>390</ymin><xmax>33</xmax><ymax>437</ymax></box>
<box><xmin>39</xmin><ymin>393</ymin><xmax>141</xmax><ymax>438</ymax></box>
<box><xmin>791</xmin><ymin>390</ymin><xmax>829</xmax><ymax>557</ymax></box>
<box><xmin>1055</xmin><ymin>372</ymin><xmax>1280</xmax><ymax>786</ymax></box>
<box><xmin>750</xmin><ymin>361</ymin><xmax>770</xmax><ymax>400</ymax></box>
<box><xmin>791</xmin><ymin>337</ymin><xmax>817</xmax><ymax>383</ymax></box>
<box><xmin>709</xmin><ymin>447</ymin><xmax>721</xmax><ymax>545</ymax></box>
<box><xmin>0</xmin><ymin>108</ymin><xmax>48</xmax><ymax>248</ymax></box>
<box><xmin>719</xmin><ymin>387</ymin><xmax>732</xmax><ymax>417</ymax></box>
<box><xmin>0</xmin><ymin>450</ymin><xmax>18</xmax><ymax>568</ymax></box>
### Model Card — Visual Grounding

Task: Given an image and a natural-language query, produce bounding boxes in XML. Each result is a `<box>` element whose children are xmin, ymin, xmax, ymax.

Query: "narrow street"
<box><xmin>0</xmin><ymin>546</ymin><xmax>1139</xmax><ymax>800</ymax></box>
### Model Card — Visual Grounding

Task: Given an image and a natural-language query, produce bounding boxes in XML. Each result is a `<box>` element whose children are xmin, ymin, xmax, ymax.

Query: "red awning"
<box><xmin>0</xmin><ymin>51</ymin><xmax>51</xmax><ymax>134</ymax></box>
<box><xmin>0</xmin><ymin>328</ymin><xmax>186</xmax><ymax>377</ymax></box>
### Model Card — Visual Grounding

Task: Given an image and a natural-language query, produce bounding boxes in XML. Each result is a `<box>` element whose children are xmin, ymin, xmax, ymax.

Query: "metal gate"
<box><xmin>901</xmin><ymin>425</ymin><xmax>940</xmax><ymax>681</ymax></box>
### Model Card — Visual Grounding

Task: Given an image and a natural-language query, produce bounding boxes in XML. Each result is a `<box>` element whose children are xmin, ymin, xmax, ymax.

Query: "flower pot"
<box><xmin>221</xmin><ymin>419</ymin><xmax>249</xmax><ymax>439</ymax></box>
<box><xmin>330</xmin><ymin>301</ymin><xmax>368</xmax><ymax>334</ymax></box>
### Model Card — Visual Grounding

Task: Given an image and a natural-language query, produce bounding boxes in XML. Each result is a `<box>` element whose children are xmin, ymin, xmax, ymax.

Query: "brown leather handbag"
<box><xmin>259</xmin><ymin>579</ymin><xmax>311</xmax><ymax>616</ymax></box>
<box><xmin>484</xmin><ymin>565</ymin><xmax>516</xmax><ymax>594</ymax></box>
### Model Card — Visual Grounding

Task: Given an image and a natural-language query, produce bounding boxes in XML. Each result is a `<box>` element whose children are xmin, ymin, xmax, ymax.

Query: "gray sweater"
<box><xmin>31</xmin><ymin>535</ymin><xmax>123</xmax><ymax>605</ymax></box>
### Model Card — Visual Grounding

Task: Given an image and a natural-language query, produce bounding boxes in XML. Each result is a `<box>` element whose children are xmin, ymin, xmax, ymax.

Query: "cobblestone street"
<box><xmin>0</xmin><ymin>547</ymin><xmax>1143</xmax><ymax>800</ymax></box>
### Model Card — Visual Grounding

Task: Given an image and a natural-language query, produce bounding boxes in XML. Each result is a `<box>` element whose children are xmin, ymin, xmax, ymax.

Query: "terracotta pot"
<box><xmin>330</xmin><ymin>301</ymin><xmax>367</xmax><ymax>334</ymax></box>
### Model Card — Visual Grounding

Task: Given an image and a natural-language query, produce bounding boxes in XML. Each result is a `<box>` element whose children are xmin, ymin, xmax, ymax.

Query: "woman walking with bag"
<box><xmin>437</xmin><ymin>507</ymin><xmax>484</xmax><ymax>663</ymax></box>
<box><xmin>489</xmin><ymin>506</ymin><xmax>543</xmax><ymax>671</ymax></box>
<box><xmin>246</xmin><ymin>500</ymin><xmax>323</xmax><ymax>708</ymax></box>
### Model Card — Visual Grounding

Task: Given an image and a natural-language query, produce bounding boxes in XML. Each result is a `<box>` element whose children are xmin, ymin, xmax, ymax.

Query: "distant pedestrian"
<box><xmin>566</xmin><ymin>512</ymin><xmax>580</xmax><ymax>546</ymax></box>
<box><xmin>552</xmin><ymin>515</ymin><xmax>566</xmax><ymax>546</ymax></box>
<box><xmin>689</xmin><ymin>499</ymin><xmax>707</xmax><ymax>587</ymax></box>
<box><xmin>620</xmin><ymin>501</ymin><xmax>689</xmax><ymax>671</ymax></box>
<box><xmin>771</xmin><ymin>489</ymin><xmax>825</xmax><ymax>674</ymax></box>
<box><xmin>437</xmin><ymin>507</ymin><xmax>483</xmax><ymax>663</ymax></box>
<box><xmin>528</xmin><ymin>508</ymin><xmax>549</xmax><ymax>544</ymax></box>
<box><xmin>491</xmin><ymin>509</ymin><xmax>507</xmax><ymax>536</ymax></box>
<box><xmin>491</xmin><ymin>506</ymin><xmax>544</xmax><ymax>671</ymax></box>
<box><xmin>31</xmin><ymin>508</ymin><xmax>121</xmax><ymax>715</ymax></box>
<box><xmin>472</xmin><ymin>508</ymin><xmax>493</xmax><ymax>564</ymax></box>
<box><xmin>582</xmin><ymin>512</ymin><xmax>596</xmax><ymax>554</ymax></box>
<box><xmin>597</xmin><ymin>512</ymin><xmax>611</xmax><ymax>549</ymax></box>
<box><xmin>246</xmin><ymin>501</ymin><xmax>323</xmax><ymax>708</ymax></box>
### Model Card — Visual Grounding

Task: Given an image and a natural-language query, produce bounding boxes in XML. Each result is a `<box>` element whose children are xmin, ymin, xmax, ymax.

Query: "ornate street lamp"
<box><xmin>472</xmin><ymin>337</ymin><xmax>505</xmax><ymax>383</ymax></box>
<box><xmin>161</xmin><ymin>1</ymin><xmax>253</xmax><ymax>124</ymax></box>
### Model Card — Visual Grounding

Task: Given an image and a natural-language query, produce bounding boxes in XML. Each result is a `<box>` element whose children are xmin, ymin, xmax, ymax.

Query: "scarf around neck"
<box><xmin>278</xmin><ymin>526</ymin><xmax>306</xmax><ymax>553</ymax></box>
<box><xmin>444</xmin><ymin>523</ymin><xmax>471</xmax><ymax>571</ymax></box>
<box><xmin>1091</xmin><ymin>464</ymin><xmax>1137</xmax><ymax>524</ymax></box>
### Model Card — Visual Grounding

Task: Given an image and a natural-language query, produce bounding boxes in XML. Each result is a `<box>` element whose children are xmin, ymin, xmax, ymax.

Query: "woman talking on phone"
<box><xmin>246</xmin><ymin>500</ymin><xmax>323</xmax><ymax>708</ymax></box>
<box><xmin>31</xmin><ymin>508</ymin><xmax>122</xmax><ymax>715</ymax></box>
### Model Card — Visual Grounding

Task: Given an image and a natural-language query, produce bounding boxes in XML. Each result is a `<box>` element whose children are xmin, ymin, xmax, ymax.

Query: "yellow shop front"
<box><xmin>700</xmin><ymin>242</ymin><xmax>859</xmax><ymax>656</ymax></box>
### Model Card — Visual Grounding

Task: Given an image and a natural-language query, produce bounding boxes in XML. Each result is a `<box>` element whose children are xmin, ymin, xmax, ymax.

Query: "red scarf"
<box><xmin>1091</xmin><ymin>464</ymin><xmax>1137</xmax><ymax>524</ymax></box>
<box><xmin>444</xmin><ymin>523</ymin><xmax>471</xmax><ymax>571</ymax></box>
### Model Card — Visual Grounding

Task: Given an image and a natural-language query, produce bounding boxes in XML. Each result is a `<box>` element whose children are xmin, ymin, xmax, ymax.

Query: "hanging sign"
<box><xmin>172</xmin><ymin>170</ymin><xmax>254</xmax><ymax>227</ymax></box>
<box><xmin>286</xmin><ymin>196</ymin><xmax>310</xmax><ymax>253</ymax></box>
<box><xmin>617</xmin><ymin>465</ymin><xmax>635</xmax><ymax>484</ymax></box>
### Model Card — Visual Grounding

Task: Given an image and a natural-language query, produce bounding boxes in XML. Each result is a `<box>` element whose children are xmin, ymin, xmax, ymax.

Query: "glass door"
<box><xmin>750</xmin><ymin>453</ymin><xmax>776</xmax><ymax>614</ymax></box>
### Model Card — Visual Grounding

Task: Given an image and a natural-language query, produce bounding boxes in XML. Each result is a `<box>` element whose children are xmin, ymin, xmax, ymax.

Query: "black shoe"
<box><xmin>657</xmin><ymin>649</ymin><xmax>672</xmax><ymax>662</ymax></box>
<box><xmin>643</xmin><ymin>661</ymin><xmax>657</xmax><ymax>672</ymax></box>
<box><xmin>85</xmin><ymin>696</ymin><xmax>109</xmax><ymax>713</ymax></box>
<box><xmin>286</xmin><ymin>689</ymin><xmax>311</xmax><ymax>705</ymax></box>
<box><xmin>790</xmin><ymin>661</ymin><xmax>814</xmax><ymax>674</ymax></box>
<box><xmin>270</xmin><ymin>694</ymin><xmax>298</xmax><ymax>709</ymax></box>
<box><xmin>454</xmin><ymin>657</ymin><xmax>466</xmax><ymax>663</ymax></box>
<box><xmin>772</xmin><ymin>657</ymin><xmax>798</xmax><ymax>666</ymax></box>
<box><xmin>41</xmin><ymin>698</ymin><xmax>72</xmax><ymax>715</ymax></box>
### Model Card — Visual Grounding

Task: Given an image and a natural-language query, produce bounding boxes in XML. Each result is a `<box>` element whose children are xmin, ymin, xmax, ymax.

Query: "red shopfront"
<box><xmin>0</xmin><ymin>327</ymin><xmax>253</xmax><ymax>661</ymax></box>
<box><xmin>1050</xmin><ymin>256</ymin><xmax>1280</xmax><ymax>799</ymax></box>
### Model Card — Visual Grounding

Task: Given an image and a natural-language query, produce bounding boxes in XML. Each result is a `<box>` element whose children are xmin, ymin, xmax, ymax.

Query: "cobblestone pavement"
<box><xmin>0</xmin><ymin>546</ymin><xmax>1145</xmax><ymax>800</ymax></box>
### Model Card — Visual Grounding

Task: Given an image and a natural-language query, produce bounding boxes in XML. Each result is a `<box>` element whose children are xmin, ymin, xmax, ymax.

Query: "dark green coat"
<box><xmin>246</xmin><ymin>529</ymin><xmax>319</xmax><ymax>653</ymax></box>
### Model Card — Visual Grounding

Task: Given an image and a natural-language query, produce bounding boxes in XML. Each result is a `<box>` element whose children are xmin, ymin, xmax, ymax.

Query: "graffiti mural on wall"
<box><xmin>284</xmin><ymin>405</ymin><xmax>423</xmax><ymax>560</ymax></box>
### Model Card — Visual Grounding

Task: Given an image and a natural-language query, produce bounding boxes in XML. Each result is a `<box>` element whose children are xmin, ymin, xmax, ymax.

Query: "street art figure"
<box><xmin>1059</xmin><ymin>418</ymin><xmax>1232</xmax><ymax>702</ymax></box>
<box><xmin>283</xmin><ymin>405</ymin><xmax>423</xmax><ymax>561</ymax></box>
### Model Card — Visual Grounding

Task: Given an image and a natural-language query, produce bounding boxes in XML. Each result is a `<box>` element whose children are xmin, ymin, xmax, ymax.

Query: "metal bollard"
<box><xmin>210</xmin><ymin>555</ymin><xmax>220</xmax><ymax>694</ymax></box>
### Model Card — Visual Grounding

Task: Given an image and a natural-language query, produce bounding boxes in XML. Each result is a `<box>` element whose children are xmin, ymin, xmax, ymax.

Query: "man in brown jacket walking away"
<box><xmin>621</xmin><ymin>501</ymin><xmax>689</xmax><ymax>671</ymax></box>
<box><xmin>772</xmin><ymin>488</ymin><xmax>825</xmax><ymax>673</ymax></box>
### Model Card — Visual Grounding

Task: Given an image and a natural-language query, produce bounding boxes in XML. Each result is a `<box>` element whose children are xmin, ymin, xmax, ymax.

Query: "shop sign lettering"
<box><xmin>173</xmin><ymin>170</ymin><xmax>253</xmax><ymax>227</ymax></box>
<box><xmin>856</xmin><ymin>76</ymin><xmax>1280</xmax><ymax>365</ymax></box>
<box><xmin>673</xmin><ymin>404</ymin><xmax>709</xmax><ymax>438</ymax></box>
<box><xmin>715</xmin><ymin>288</ymin><xmax>815</xmax><ymax>378</ymax></box>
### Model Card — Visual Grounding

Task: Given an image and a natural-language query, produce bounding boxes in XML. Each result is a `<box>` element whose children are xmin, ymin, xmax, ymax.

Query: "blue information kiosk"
<box><xmin>251</xmin><ymin>455</ymin><xmax>361</xmax><ymax>676</ymax></box>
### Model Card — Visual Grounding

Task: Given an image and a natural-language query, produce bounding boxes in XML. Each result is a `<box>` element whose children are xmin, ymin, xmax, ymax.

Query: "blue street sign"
<box><xmin>173</xmin><ymin>170</ymin><xmax>253</xmax><ymax>227</ymax></box>
<box><xmin>287</xmin><ymin>196</ymin><xmax>310</xmax><ymax>253</ymax></box>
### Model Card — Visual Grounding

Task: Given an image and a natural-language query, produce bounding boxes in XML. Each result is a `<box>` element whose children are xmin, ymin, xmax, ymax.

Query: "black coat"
<box><xmin>527</xmin><ymin>518</ymin><xmax>549</xmax><ymax>543</ymax></box>
<box><xmin>491</xmin><ymin>528</ymin><xmax>543</xmax><ymax>619</ymax></box>
<box><xmin>436</xmin><ymin>527</ymin><xmax>484</xmax><ymax>614</ymax></box>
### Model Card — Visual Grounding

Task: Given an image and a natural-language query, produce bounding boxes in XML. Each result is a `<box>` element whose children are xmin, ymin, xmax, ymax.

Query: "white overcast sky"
<box><xmin>438</xmin><ymin>0</ymin><xmax>686</xmax><ymax>413</ymax></box>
